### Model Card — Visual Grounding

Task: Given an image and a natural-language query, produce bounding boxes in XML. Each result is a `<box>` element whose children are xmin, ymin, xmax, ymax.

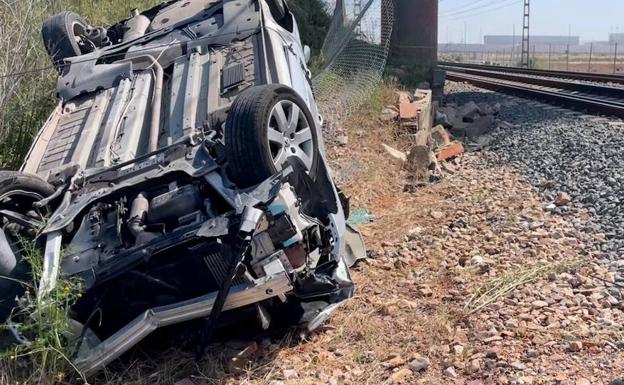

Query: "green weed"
<box><xmin>0</xmin><ymin>239</ymin><xmax>85</xmax><ymax>385</ymax></box>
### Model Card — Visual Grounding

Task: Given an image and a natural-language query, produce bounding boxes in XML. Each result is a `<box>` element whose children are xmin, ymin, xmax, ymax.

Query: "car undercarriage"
<box><xmin>0</xmin><ymin>0</ymin><xmax>365</xmax><ymax>376</ymax></box>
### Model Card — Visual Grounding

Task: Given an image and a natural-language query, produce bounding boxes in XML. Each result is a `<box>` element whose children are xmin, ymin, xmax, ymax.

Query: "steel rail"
<box><xmin>446</xmin><ymin>71</ymin><xmax>624</xmax><ymax>118</ymax></box>
<box><xmin>439</xmin><ymin>61</ymin><xmax>624</xmax><ymax>85</ymax></box>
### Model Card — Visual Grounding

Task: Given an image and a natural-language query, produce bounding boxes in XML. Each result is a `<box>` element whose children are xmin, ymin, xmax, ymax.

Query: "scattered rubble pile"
<box><xmin>380</xmin><ymin>88</ymin><xmax>508</xmax><ymax>190</ymax></box>
<box><xmin>437</xmin><ymin>100</ymin><xmax>503</xmax><ymax>151</ymax></box>
<box><xmin>380</xmin><ymin>89</ymin><xmax>461</xmax><ymax>189</ymax></box>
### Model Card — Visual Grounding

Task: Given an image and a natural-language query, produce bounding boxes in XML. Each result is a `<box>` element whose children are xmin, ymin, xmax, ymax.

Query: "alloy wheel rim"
<box><xmin>267</xmin><ymin>100</ymin><xmax>314</xmax><ymax>171</ymax></box>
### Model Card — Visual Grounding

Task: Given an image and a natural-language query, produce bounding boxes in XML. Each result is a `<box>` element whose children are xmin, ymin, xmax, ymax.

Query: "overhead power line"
<box><xmin>439</xmin><ymin>0</ymin><xmax>500</xmax><ymax>18</ymax></box>
<box><xmin>441</xmin><ymin>0</ymin><xmax>523</xmax><ymax>22</ymax></box>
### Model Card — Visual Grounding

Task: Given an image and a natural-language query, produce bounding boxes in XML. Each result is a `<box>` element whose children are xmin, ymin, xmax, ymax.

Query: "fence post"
<box><xmin>548</xmin><ymin>44</ymin><xmax>552</xmax><ymax>70</ymax></box>
<box><xmin>532</xmin><ymin>45</ymin><xmax>535</xmax><ymax>68</ymax></box>
<box><xmin>566</xmin><ymin>44</ymin><xmax>570</xmax><ymax>71</ymax></box>
<box><xmin>510</xmin><ymin>44</ymin><xmax>513</xmax><ymax>65</ymax></box>
<box><xmin>614</xmin><ymin>42</ymin><xmax>619</xmax><ymax>74</ymax></box>
<box><xmin>588</xmin><ymin>43</ymin><xmax>593</xmax><ymax>72</ymax></box>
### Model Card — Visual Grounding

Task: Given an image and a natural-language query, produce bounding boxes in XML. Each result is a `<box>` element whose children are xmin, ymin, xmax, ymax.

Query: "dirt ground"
<box><xmin>87</xmin><ymin>83</ymin><xmax>624</xmax><ymax>385</ymax></box>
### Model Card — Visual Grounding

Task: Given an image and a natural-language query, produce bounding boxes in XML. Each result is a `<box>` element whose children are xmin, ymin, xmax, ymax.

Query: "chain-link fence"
<box><xmin>440</xmin><ymin>42</ymin><xmax>624</xmax><ymax>74</ymax></box>
<box><xmin>313</xmin><ymin>0</ymin><xmax>394</xmax><ymax>140</ymax></box>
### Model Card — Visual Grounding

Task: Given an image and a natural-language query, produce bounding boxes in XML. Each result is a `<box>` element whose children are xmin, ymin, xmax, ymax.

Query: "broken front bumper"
<box><xmin>75</xmin><ymin>272</ymin><xmax>293</xmax><ymax>376</ymax></box>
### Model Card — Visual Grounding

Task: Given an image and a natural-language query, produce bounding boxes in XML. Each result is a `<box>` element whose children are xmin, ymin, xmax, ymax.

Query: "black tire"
<box><xmin>0</xmin><ymin>171</ymin><xmax>55</xmax><ymax>200</ymax></box>
<box><xmin>225</xmin><ymin>85</ymin><xmax>320</xmax><ymax>188</ymax></box>
<box><xmin>41</xmin><ymin>11</ymin><xmax>91</xmax><ymax>70</ymax></box>
<box><xmin>0</xmin><ymin>172</ymin><xmax>54</xmax><ymax>321</ymax></box>
<box><xmin>266</xmin><ymin>0</ymin><xmax>287</xmax><ymax>21</ymax></box>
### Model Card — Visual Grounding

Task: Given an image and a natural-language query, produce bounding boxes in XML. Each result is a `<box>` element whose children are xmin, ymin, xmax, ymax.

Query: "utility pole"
<box><xmin>463</xmin><ymin>22</ymin><xmax>468</xmax><ymax>62</ymax></box>
<box><xmin>566</xmin><ymin>43</ymin><xmax>570</xmax><ymax>70</ymax></box>
<box><xmin>521</xmin><ymin>0</ymin><xmax>530</xmax><ymax>67</ymax></box>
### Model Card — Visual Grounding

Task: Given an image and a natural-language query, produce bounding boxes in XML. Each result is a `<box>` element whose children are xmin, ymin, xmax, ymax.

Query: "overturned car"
<box><xmin>0</xmin><ymin>0</ymin><xmax>364</xmax><ymax>376</ymax></box>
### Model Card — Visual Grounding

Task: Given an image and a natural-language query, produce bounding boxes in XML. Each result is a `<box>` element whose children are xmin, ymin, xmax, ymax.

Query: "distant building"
<box><xmin>609</xmin><ymin>33</ymin><xmax>624</xmax><ymax>45</ymax></box>
<box><xmin>484</xmin><ymin>35</ymin><xmax>580</xmax><ymax>46</ymax></box>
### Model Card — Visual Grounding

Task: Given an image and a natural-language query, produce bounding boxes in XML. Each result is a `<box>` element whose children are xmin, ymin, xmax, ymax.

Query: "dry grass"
<box><xmin>0</xmin><ymin>0</ymin><xmax>57</xmax><ymax>168</ymax></box>
<box><xmin>330</xmin><ymin>82</ymin><xmax>452</xmax><ymax>247</ymax></box>
<box><xmin>463</xmin><ymin>258</ymin><xmax>587</xmax><ymax>315</ymax></box>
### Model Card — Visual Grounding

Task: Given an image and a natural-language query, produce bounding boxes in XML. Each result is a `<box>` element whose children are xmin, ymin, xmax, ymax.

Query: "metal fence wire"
<box><xmin>313</xmin><ymin>0</ymin><xmax>394</xmax><ymax>140</ymax></box>
<box><xmin>440</xmin><ymin>42</ymin><xmax>624</xmax><ymax>74</ymax></box>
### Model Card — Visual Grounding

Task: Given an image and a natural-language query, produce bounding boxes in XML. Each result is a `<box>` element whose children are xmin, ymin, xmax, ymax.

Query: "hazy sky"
<box><xmin>438</xmin><ymin>0</ymin><xmax>624</xmax><ymax>44</ymax></box>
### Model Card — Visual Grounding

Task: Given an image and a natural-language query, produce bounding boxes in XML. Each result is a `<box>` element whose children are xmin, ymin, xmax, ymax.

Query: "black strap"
<box><xmin>195</xmin><ymin>228</ymin><xmax>253</xmax><ymax>359</ymax></box>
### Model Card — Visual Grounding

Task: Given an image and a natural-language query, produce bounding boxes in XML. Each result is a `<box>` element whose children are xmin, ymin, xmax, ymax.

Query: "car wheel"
<box><xmin>0</xmin><ymin>172</ymin><xmax>55</xmax><ymax>321</ymax></box>
<box><xmin>265</xmin><ymin>0</ymin><xmax>288</xmax><ymax>21</ymax></box>
<box><xmin>42</xmin><ymin>11</ymin><xmax>94</xmax><ymax>71</ymax></box>
<box><xmin>225</xmin><ymin>85</ymin><xmax>320</xmax><ymax>188</ymax></box>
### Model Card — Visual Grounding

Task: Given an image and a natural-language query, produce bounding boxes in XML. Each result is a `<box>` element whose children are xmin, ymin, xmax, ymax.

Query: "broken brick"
<box><xmin>436</xmin><ymin>142</ymin><xmax>464</xmax><ymax>162</ymax></box>
<box><xmin>399</xmin><ymin>101</ymin><xmax>418</xmax><ymax>119</ymax></box>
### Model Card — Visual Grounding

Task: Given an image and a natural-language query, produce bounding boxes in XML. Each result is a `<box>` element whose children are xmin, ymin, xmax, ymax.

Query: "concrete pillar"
<box><xmin>387</xmin><ymin>0</ymin><xmax>438</xmax><ymax>85</ymax></box>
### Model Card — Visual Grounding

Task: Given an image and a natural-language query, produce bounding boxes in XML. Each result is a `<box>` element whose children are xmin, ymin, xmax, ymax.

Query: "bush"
<box><xmin>0</xmin><ymin>1</ymin><xmax>57</xmax><ymax>169</ymax></box>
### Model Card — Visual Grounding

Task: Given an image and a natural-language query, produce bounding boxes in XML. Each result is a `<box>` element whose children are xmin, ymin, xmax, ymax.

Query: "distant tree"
<box><xmin>287</xmin><ymin>0</ymin><xmax>331</xmax><ymax>56</ymax></box>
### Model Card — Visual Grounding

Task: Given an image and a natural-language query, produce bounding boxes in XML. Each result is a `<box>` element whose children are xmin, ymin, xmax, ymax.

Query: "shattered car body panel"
<box><xmin>5</xmin><ymin>0</ymin><xmax>365</xmax><ymax>376</ymax></box>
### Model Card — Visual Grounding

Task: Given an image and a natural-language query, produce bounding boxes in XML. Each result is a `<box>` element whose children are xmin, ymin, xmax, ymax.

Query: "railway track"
<box><xmin>439</xmin><ymin>63</ymin><xmax>624</xmax><ymax>118</ymax></box>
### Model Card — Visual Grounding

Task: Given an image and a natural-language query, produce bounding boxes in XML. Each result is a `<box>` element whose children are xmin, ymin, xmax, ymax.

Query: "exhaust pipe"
<box><xmin>128</xmin><ymin>192</ymin><xmax>149</xmax><ymax>239</ymax></box>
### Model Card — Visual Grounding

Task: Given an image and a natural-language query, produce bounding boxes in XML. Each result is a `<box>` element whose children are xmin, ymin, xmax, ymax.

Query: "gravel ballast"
<box><xmin>445</xmin><ymin>81</ymin><xmax>624</xmax><ymax>274</ymax></box>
